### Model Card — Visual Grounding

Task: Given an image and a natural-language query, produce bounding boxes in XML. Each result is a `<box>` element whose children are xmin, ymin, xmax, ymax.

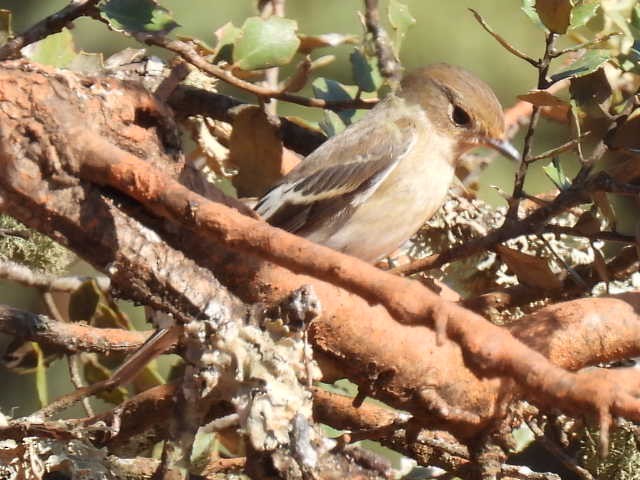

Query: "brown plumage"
<box><xmin>256</xmin><ymin>64</ymin><xmax>518</xmax><ymax>262</ymax></box>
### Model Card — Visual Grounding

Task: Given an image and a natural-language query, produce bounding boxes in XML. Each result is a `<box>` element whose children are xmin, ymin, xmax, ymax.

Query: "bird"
<box><xmin>255</xmin><ymin>64</ymin><xmax>519</xmax><ymax>263</ymax></box>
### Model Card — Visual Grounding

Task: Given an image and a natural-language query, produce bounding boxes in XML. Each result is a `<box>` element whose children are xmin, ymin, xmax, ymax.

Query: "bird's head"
<box><xmin>399</xmin><ymin>63</ymin><xmax>519</xmax><ymax>162</ymax></box>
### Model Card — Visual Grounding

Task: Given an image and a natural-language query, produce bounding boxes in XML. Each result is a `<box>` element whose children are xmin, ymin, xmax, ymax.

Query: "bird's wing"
<box><xmin>255</xmin><ymin>102</ymin><xmax>419</xmax><ymax>234</ymax></box>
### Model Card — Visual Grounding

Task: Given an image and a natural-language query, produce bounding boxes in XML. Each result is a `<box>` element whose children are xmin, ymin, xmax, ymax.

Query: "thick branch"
<box><xmin>0</xmin><ymin>304</ymin><xmax>157</xmax><ymax>355</ymax></box>
<box><xmin>69</xmin><ymin>128</ymin><xmax>640</xmax><ymax>427</ymax></box>
<box><xmin>2</xmin><ymin>62</ymin><xmax>640</xmax><ymax>438</ymax></box>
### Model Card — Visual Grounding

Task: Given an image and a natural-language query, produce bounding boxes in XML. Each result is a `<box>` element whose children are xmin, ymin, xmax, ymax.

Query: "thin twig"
<box><xmin>528</xmin><ymin>135</ymin><xmax>590</xmax><ymax>163</ymax></box>
<box><xmin>469</xmin><ymin>9</ymin><xmax>540</xmax><ymax>68</ymax></box>
<box><xmin>80</xmin><ymin>6</ymin><xmax>377</xmax><ymax>114</ymax></box>
<box><xmin>0</xmin><ymin>259</ymin><xmax>110</xmax><ymax>292</ymax></box>
<box><xmin>0</xmin><ymin>0</ymin><xmax>102</xmax><ymax>60</ymax></box>
<box><xmin>41</xmin><ymin>291</ymin><xmax>95</xmax><ymax>417</ymax></box>
<box><xmin>364</xmin><ymin>0</ymin><xmax>402</xmax><ymax>82</ymax></box>
<box><xmin>526</xmin><ymin>419</ymin><xmax>595</xmax><ymax>480</ymax></box>
<box><xmin>139</xmin><ymin>35</ymin><xmax>377</xmax><ymax>111</ymax></box>
<box><xmin>0</xmin><ymin>228</ymin><xmax>31</xmax><ymax>240</ymax></box>
<box><xmin>507</xmin><ymin>32</ymin><xmax>558</xmax><ymax>221</ymax></box>
<box><xmin>550</xmin><ymin>32</ymin><xmax>621</xmax><ymax>58</ymax></box>
<box><xmin>393</xmin><ymin>169</ymin><xmax>617</xmax><ymax>276</ymax></box>
<box><xmin>540</xmin><ymin>235</ymin><xmax>588</xmax><ymax>289</ymax></box>
<box><xmin>545</xmin><ymin>225</ymin><xmax>635</xmax><ymax>244</ymax></box>
<box><xmin>261</xmin><ymin>0</ymin><xmax>286</xmax><ymax>115</ymax></box>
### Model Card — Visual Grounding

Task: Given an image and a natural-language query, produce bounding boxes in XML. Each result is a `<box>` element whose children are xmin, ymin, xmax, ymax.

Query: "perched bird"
<box><xmin>257</xmin><ymin>63</ymin><xmax>519</xmax><ymax>263</ymax></box>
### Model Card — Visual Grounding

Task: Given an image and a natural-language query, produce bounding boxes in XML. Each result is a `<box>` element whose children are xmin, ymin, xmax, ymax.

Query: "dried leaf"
<box><xmin>229</xmin><ymin>105</ymin><xmax>287</xmax><ymax>197</ymax></box>
<box><xmin>569</xmin><ymin>68</ymin><xmax>612</xmax><ymax>118</ymax></box>
<box><xmin>68</xmin><ymin>280</ymin><xmax>101</xmax><ymax>323</ymax></box>
<box><xmin>608</xmin><ymin>108</ymin><xmax>640</xmax><ymax>150</ymax></box>
<box><xmin>573</xmin><ymin>210</ymin><xmax>601</xmax><ymax>235</ymax></box>
<box><xmin>188</xmin><ymin>117</ymin><xmax>234</xmax><ymax>178</ymax></box>
<box><xmin>282</xmin><ymin>56</ymin><xmax>312</xmax><ymax>93</ymax></box>
<box><xmin>0</xmin><ymin>9</ymin><xmax>12</xmax><ymax>46</ymax></box>
<box><xmin>592</xmin><ymin>247</ymin><xmax>609</xmax><ymax>284</ymax></box>
<box><xmin>591</xmin><ymin>191</ymin><xmax>616</xmax><ymax>230</ymax></box>
<box><xmin>535</xmin><ymin>0</ymin><xmax>572</xmax><ymax>33</ymax></box>
<box><xmin>309</xmin><ymin>54</ymin><xmax>336</xmax><ymax>70</ymax></box>
<box><xmin>84</xmin><ymin>356</ymin><xmax>128</xmax><ymax>405</ymax></box>
<box><xmin>635</xmin><ymin>222</ymin><xmax>640</xmax><ymax>262</ymax></box>
<box><xmin>496</xmin><ymin>244</ymin><xmax>563</xmax><ymax>289</ymax></box>
<box><xmin>298</xmin><ymin>33</ymin><xmax>358</xmax><ymax>54</ymax></box>
<box><xmin>517</xmin><ymin>89</ymin><xmax>568</xmax><ymax>107</ymax></box>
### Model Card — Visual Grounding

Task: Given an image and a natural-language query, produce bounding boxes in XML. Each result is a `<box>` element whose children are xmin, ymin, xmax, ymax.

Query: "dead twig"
<box><xmin>0</xmin><ymin>0</ymin><xmax>102</xmax><ymax>60</ymax></box>
<box><xmin>364</xmin><ymin>0</ymin><xmax>402</xmax><ymax>82</ymax></box>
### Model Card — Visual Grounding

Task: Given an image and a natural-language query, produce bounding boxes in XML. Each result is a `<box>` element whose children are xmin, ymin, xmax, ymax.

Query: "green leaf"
<box><xmin>570</xmin><ymin>0</ymin><xmax>600</xmax><ymax>29</ymax></box>
<box><xmin>319</xmin><ymin>110</ymin><xmax>346</xmax><ymax>137</ymax></box>
<box><xmin>0</xmin><ymin>9</ymin><xmax>12</xmax><ymax>46</ymax></box>
<box><xmin>550</xmin><ymin>50</ymin><xmax>611</xmax><ymax>82</ymax></box>
<box><xmin>213</xmin><ymin>22</ymin><xmax>241</xmax><ymax>63</ymax></box>
<box><xmin>22</xmin><ymin>29</ymin><xmax>76</xmax><ymax>68</ymax></box>
<box><xmin>84</xmin><ymin>356</ymin><xmax>127</xmax><ymax>404</ymax></box>
<box><xmin>100</xmin><ymin>0</ymin><xmax>178</xmax><ymax>35</ymax></box>
<box><xmin>233</xmin><ymin>16</ymin><xmax>300</xmax><ymax>70</ymax></box>
<box><xmin>32</xmin><ymin>342</ymin><xmax>48</xmax><ymax>408</ymax></box>
<box><xmin>511</xmin><ymin>424</ymin><xmax>535</xmax><ymax>453</ymax></box>
<box><xmin>388</xmin><ymin>0</ymin><xmax>416</xmax><ymax>56</ymax></box>
<box><xmin>542</xmin><ymin>156</ymin><xmax>571</xmax><ymax>190</ymax></box>
<box><xmin>350</xmin><ymin>49</ymin><xmax>382</xmax><ymax>93</ymax></box>
<box><xmin>522</xmin><ymin>0</ymin><xmax>546</xmax><ymax>30</ymax></box>
<box><xmin>535</xmin><ymin>0</ymin><xmax>572</xmax><ymax>33</ymax></box>
<box><xmin>631</xmin><ymin>4</ymin><xmax>640</xmax><ymax>33</ymax></box>
<box><xmin>311</xmin><ymin>77</ymin><xmax>356</xmax><ymax>126</ymax></box>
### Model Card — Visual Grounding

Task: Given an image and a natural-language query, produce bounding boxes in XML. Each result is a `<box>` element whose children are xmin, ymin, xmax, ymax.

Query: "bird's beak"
<box><xmin>481</xmin><ymin>137</ymin><xmax>521</xmax><ymax>163</ymax></box>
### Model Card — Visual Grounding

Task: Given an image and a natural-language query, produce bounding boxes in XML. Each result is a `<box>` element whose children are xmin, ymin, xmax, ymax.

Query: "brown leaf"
<box><xmin>518</xmin><ymin>89</ymin><xmax>568</xmax><ymax>107</ymax></box>
<box><xmin>569</xmin><ymin>68</ymin><xmax>612</xmax><ymax>120</ymax></box>
<box><xmin>496</xmin><ymin>244</ymin><xmax>563</xmax><ymax>290</ymax></box>
<box><xmin>635</xmin><ymin>222</ymin><xmax>640</xmax><ymax>262</ymax></box>
<box><xmin>609</xmin><ymin>108</ymin><xmax>640</xmax><ymax>150</ymax></box>
<box><xmin>282</xmin><ymin>56</ymin><xmax>312</xmax><ymax>93</ymax></box>
<box><xmin>298</xmin><ymin>33</ymin><xmax>359</xmax><ymax>54</ymax></box>
<box><xmin>535</xmin><ymin>0</ymin><xmax>572</xmax><ymax>33</ymax></box>
<box><xmin>573</xmin><ymin>210</ymin><xmax>601</xmax><ymax>235</ymax></box>
<box><xmin>591</xmin><ymin>191</ymin><xmax>616</xmax><ymax>230</ymax></box>
<box><xmin>229</xmin><ymin>105</ymin><xmax>300</xmax><ymax>197</ymax></box>
<box><xmin>540</xmin><ymin>104</ymin><xmax>571</xmax><ymax>123</ymax></box>
<box><xmin>592</xmin><ymin>247</ymin><xmax>609</xmax><ymax>285</ymax></box>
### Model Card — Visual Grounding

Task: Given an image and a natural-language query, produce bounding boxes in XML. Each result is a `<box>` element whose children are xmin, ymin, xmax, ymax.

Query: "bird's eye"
<box><xmin>451</xmin><ymin>105</ymin><xmax>472</xmax><ymax>127</ymax></box>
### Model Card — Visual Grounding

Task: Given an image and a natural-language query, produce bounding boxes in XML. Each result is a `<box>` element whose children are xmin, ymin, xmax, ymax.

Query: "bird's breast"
<box><xmin>315</xmin><ymin>131</ymin><xmax>457</xmax><ymax>262</ymax></box>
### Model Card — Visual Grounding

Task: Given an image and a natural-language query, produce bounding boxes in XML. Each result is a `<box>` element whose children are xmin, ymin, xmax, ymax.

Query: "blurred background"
<box><xmin>0</xmin><ymin>0</ymin><xmax>569</xmax><ymax>418</ymax></box>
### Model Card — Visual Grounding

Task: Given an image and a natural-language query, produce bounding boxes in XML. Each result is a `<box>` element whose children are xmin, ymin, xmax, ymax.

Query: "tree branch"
<box><xmin>0</xmin><ymin>0</ymin><xmax>102</xmax><ymax>60</ymax></box>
